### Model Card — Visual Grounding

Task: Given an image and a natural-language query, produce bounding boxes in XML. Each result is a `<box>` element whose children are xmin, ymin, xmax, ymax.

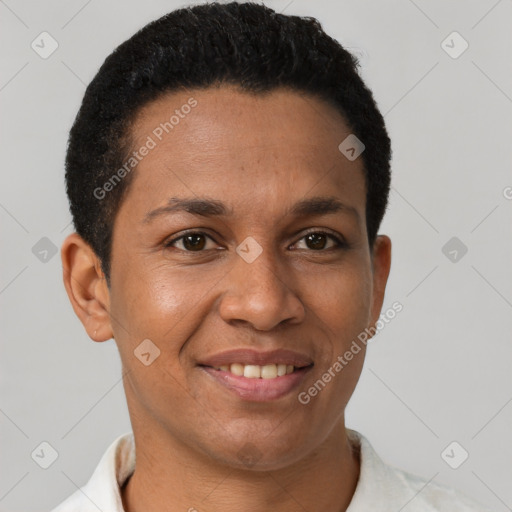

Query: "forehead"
<box><xmin>121</xmin><ymin>85</ymin><xmax>366</xmax><ymax>220</ymax></box>
<box><xmin>133</xmin><ymin>85</ymin><xmax>350</xmax><ymax>156</ymax></box>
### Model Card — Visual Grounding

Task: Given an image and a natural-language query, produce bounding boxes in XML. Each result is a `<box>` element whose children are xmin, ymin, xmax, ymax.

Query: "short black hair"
<box><xmin>65</xmin><ymin>1</ymin><xmax>391</xmax><ymax>286</ymax></box>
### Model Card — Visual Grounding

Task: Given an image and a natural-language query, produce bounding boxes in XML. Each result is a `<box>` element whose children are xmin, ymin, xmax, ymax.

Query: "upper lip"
<box><xmin>198</xmin><ymin>348</ymin><xmax>314</xmax><ymax>368</ymax></box>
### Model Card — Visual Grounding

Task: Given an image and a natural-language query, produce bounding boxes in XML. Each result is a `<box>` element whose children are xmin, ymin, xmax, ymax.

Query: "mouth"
<box><xmin>197</xmin><ymin>349</ymin><xmax>314</xmax><ymax>402</ymax></box>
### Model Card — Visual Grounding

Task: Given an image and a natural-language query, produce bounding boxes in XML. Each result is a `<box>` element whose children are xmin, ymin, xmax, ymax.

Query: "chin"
<box><xmin>199</xmin><ymin>426</ymin><xmax>313</xmax><ymax>471</ymax></box>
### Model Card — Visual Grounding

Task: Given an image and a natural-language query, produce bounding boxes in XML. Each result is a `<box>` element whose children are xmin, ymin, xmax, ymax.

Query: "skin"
<box><xmin>61</xmin><ymin>85</ymin><xmax>391</xmax><ymax>512</ymax></box>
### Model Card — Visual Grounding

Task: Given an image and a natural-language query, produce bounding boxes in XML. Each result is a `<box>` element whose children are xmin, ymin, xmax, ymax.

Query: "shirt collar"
<box><xmin>53</xmin><ymin>429</ymin><xmax>415</xmax><ymax>511</ymax></box>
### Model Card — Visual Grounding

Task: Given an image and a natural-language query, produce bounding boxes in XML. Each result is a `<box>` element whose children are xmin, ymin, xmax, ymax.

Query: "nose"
<box><xmin>218</xmin><ymin>245</ymin><xmax>306</xmax><ymax>331</ymax></box>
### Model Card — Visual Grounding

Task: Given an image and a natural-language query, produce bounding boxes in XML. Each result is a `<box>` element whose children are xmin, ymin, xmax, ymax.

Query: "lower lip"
<box><xmin>200</xmin><ymin>366</ymin><xmax>312</xmax><ymax>402</ymax></box>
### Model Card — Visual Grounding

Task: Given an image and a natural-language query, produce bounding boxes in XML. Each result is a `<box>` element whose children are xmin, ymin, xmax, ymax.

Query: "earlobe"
<box><xmin>61</xmin><ymin>232</ymin><xmax>113</xmax><ymax>342</ymax></box>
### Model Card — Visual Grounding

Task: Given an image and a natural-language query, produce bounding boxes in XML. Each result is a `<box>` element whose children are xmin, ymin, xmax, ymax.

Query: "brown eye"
<box><xmin>306</xmin><ymin>233</ymin><xmax>328</xmax><ymax>250</ymax></box>
<box><xmin>294</xmin><ymin>231</ymin><xmax>343</xmax><ymax>251</ymax></box>
<box><xmin>165</xmin><ymin>232</ymin><xmax>216</xmax><ymax>252</ymax></box>
<box><xmin>182</xmin><ymin>234</ymin><xmax>206</xmax><ymax>251</ymax></box>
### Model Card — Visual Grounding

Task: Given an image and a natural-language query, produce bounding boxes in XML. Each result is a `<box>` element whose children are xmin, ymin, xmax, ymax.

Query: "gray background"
<box><xmin>1</xmin><ymin>0</ymin><xmax>511</xmax><ymax>510</ymax></box>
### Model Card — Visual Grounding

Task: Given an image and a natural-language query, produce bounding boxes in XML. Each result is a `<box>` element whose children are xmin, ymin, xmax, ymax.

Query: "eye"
<box><xmin>293</xmin><ymin>230</ymin><xmax>345</xmax><ymax>251</ymax></box>
<box><xmin>164</xmin><ymin>231</ymin><xmax>218</xmax><ymax>252</ymax></box>
<box><xmin>164</xmin><ymin>229</ymin><xmax>346</xmax><ymax>253</ymax></box>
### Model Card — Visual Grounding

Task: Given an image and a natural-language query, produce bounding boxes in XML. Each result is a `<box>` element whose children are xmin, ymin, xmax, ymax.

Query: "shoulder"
<box><xmin>392</xmin><ymin>465</ymin><xmax>491</xmax><ymax>511</ymax></box>
<box><xmin>50</xmin><ymin>432</ymin><xmax>135</xmax><ymax>512</ymax></box>
<box><xmin>50</xmin><ymin>492</ymin><xmax>91</xmax><ymax>512</ymax></box>
<box><xmin>347</xmin><ymin>430</ymin><xmax>492</xmax><ymax>512</ymax></box>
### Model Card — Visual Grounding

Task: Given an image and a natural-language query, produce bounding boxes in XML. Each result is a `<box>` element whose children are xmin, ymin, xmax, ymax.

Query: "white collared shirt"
<box><xmin>51</xmin><ymin>430</ymin><xmax>490</xmax><ymax>511</ymax></box>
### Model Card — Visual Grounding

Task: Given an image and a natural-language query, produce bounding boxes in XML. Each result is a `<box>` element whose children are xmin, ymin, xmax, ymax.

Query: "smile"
<box><xmin>198</xmin><ymin>348</ymin><xmax>314</xmax><ymax>401</ymax></box>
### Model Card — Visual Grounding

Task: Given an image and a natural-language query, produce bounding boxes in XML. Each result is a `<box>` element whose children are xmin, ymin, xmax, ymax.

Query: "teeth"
<box><xmin>215</xmin><ymin>363</ymin><xmax>297</xmax><ymax>378</ymax></box>
<box><xmin>244</xmin><ymin>365</ymin><xmax>261</xmax><ymax>378</ymax></box>
<box><xmin>230</xmin><ymin>363</ymin><xmax>244</xmax><ymax>376</ymax></box>
<box><xmin>277</xmin><ymin>364</ymin><xmax>287</xmax><ymax>376</ymax></box>
<box><xmin>261</xmin><ymin>364</ymin><xmax>277</xmax><ymax>379</ymax></box>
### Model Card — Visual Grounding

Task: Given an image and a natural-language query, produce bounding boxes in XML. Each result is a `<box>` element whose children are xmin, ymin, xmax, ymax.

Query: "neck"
<box><xmin>121</xmin><ymin>419</ymin><xmax>360</xmax><ymax>512</ymax></box>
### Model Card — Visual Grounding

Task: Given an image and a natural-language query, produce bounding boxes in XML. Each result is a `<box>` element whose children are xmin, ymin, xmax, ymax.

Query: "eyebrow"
<box><xmin>143</xmin><ymin>197</ymin><xmax>232</xmax><ymax>223</ymax></box>
<box><xmin>143</xmin><ymin>196</ymin><xmax>359</xmax><ymax>223</ymax></box>
<box><xmin>287</xmin><ymin>196</ymin><xmax>359</xmax><ymax>220</ymax></box>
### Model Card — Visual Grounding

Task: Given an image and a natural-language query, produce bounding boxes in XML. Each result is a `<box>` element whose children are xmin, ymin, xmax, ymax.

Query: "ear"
<box><xmin>368</xmin><ymin>235</ymin><xmax>392</xmax><ymax>327</ymax></box>
<box><xmin>61</xmin><ymin>232</ymin><xmax>113</xmax><ymax>342</ymax></box>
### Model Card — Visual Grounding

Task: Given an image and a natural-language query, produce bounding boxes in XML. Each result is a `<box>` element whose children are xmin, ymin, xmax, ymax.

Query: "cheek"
<box><xmin>108</xmin><ymin>261</ymin><xmax>228</xmax><ymax>387</ymax></box>
<box><xmin>110</xmin><ymin>260</ymin><xmax>213</xmax><ymax>337</ymax></box>
<box><xmin>297</xmin><ymin>260</ymin><xmax>372</xmax><ymax>394</ymax></box>
<box><xmin>108</xmin><ymin>266</ymin><xmax>209</xmax><ymax>426</ymax></box>
<box><xmin>301</xmin><ymin>260</ymin><xmax>373</xmax><ymax>333</ymax></box>
<box><xmin>294</xmin><ymin>269</ymin><xmax>371</xmax><ymax>428</ymax></box>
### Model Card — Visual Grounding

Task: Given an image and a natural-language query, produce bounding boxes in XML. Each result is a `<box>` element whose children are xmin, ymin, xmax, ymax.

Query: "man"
<box><xmin>54</xmin><ymin>2</ymin><xmax>489</xmax><ymax>510</ymax></box>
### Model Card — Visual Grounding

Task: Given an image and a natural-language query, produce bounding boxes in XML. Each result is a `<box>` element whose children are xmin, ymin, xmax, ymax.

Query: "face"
<box><xmin>100</xmin><ymin>85</ymin><xmax>390</xmax><ymax>469</ymax></box>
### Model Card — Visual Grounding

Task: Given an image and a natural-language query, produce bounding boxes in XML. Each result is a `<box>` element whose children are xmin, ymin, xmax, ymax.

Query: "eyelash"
<box><xmin>163</xmin><ymin>229</ymin><xmax>347</xmax><ymax>252</ymax></box>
